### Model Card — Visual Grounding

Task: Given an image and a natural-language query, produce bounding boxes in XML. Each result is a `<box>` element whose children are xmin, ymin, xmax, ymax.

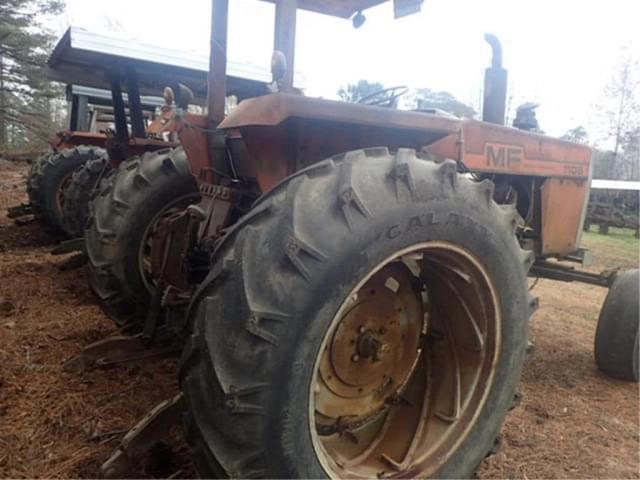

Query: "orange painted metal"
<box><xmin>176</xmin><ymin>113</ymin><xmax>212</xmax><ymax>183</ymax></box>
<box><xmin>219</xmin><ymin>93</ymin><xmax>593</xmax><ymax>256</ymax></box>
<box><xmin>540</xmin><ymin>178</ymin><xmax>590</xmax><ymax>256</ymax></box>
<box><xmin>222</xmin><ymin>94</ymin><xmax>591</xmax><ymax>180</ymax></box>
<box><xmin>219</xmin><ymin>93</ymin><xmax>459</xmax><ymax>135</ymax></box>
<box><xmin>461</xmin><ymin>121</ymin><xmax>590</xmax><ymax>179</ymax></box>
<box><xmin>237</xmin><ymin>126</ymin><xmax>292</xmax><ymax>192</ymax></box>
<box><xmin>49</xmin><ymin>102</ymin><xmax>182</xmax><ymax>159</ymax></box>
<box><xmin>50</xmin><ymin>130</ymin><xmax>179</xmax><ymax>158</ymax></box>
<box><xmin>50</xmin><ymin>131</ymin><xmax>107</xmax><ymax>150</ymax></box>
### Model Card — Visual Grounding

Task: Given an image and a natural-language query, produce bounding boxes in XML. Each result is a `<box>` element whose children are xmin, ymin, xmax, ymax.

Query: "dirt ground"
<box><xmin>1</xmin><ymin>160</ymin><xmax>638</xmax><ymax>479</ymax></box>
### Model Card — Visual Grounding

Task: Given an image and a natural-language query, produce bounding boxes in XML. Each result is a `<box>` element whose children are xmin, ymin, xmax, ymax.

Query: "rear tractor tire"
<box><xmin>180</xmin><ymin>148</ymin><xmax>535</xmax><ymax>478</ymax></box>
<box><xmin>594</xmin><ymin>269</ymin><xmax>639</xmax><ymax>382</ymax></box>
<box><xmin>62</xmin><ymin>156</ymin><xmax>112</xmax><ymax>238</ymax></box>
<box><xmin>85</xmin><ymin>147</ymin><xmax>200</xmax><ymax>328</ymax></box>
<box><xmin>27</xmin><ymin>146</ymin><xmax>107</xmax><ymax>236</ymax></box>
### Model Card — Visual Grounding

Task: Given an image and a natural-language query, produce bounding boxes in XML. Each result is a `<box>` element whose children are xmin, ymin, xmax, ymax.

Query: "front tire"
<box><xmin>180</xmin><ymin>148</ymin><xmax>535</xmax><ymax>478</ymax></box>
<box><xmin>85</xmin><ymin>147</ymin><xmax>200</xmax><ymax>328</ymax></box>
<box><xmin>595</xmin><ymin>269</ymin><xmax>639</xmax><ymax>382</ymax></box>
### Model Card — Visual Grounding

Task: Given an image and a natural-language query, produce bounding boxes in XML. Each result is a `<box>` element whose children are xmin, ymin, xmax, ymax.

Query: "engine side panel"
<box><xmin>461</xmin><ymin>121</ymin><xmax>591</xmax><ymax>179</ymax></box>
<box><xmin>540</xmin><ymin>178</ymin><xmax>590</xmax><ymax>256</ymax></box>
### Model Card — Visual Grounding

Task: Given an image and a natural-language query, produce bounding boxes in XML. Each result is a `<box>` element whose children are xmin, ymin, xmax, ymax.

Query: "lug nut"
<box><xmin>351</xmin><ymin>354</ymin><xmax>360</xmax><ymax>362</ymax></box>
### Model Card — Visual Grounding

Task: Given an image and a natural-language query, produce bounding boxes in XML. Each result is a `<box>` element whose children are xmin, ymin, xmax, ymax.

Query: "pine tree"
<box><xmin>0</xmin><ymin>0</ymin><xmax>63</xmax><ymax>155</ymax></box>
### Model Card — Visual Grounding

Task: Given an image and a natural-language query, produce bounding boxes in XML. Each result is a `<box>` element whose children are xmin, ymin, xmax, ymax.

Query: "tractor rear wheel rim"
<box><xmin>310</xmin><ymin>242</ymin><xmax>501</xmax><ymax>478</ymax></box>
<box><xmin>138</xmin><ymin>193</ymin><xmax>199</xmax><ymax>293</ymax></box>
<box><xmin>56</xmin><ymin>172</ymin><xmax>74</xmax><ymax>213</ymax></box>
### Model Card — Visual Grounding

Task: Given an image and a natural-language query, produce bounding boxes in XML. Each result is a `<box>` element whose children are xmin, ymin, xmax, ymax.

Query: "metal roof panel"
<box><xmin>260</xmin><ymin>0</ymin><xmax>388</xmax><ymax>18</ymax></box>
<box><xmin>591</xmin><ymin>179</ymin><xmax>640</xmax><ymax>191</ymax></box>
<box><xmin>47</xmin><ymin>27</ymin><xmax>305</xmax><ymax>102</ymax></box>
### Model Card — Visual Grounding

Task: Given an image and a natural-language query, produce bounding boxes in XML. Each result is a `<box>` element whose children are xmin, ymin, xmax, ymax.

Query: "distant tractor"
<box><xmin>11</xmin><ymin>27</ymin><xmax>269</xmax><ymax>238</ymax></box>
<box><xmin>584</xmin><ymin>179</ymin><xmax>639</xmax><ymax>237</ymax></box>
<box><xmin>66</xmin><ymin>1</ymin><xmax>638</xmax><ymax>477</ymax></box>
<box><xmin>12</xmin><ymin>78</ymin><xmax>178</xmax><ymax>237</ymax></box>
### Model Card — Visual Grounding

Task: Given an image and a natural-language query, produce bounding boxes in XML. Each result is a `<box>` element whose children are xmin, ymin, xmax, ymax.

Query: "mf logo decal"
<box><xmin>485</xmin><ymin>143</ymin><xmax>524</xmax><ymax>168</ymax></box>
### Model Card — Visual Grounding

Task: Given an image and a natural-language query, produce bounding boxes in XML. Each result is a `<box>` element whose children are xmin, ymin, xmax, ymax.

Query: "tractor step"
<box><xmin>51</xmin><ymin>237</ymin><xmax>84</xmax><ymax>255</ymax></box>
<box><xmin>63</xmin><ymin>334</ymin><xmax>181</xmax><ymax>374</ymax></box>
<box><xmin>101</xmin><ymin>393</ymin><xmax>184</xmax><ymax>478</ymax></box>
<box><xmin>57</xmin><ymin>252</ymin><xmax>87</xmax><ymax>271</ymax></box>
<box><xmin>562</xmin><ymin>247</ymin><xmax>593</xmax><ymax>266</ymax></box>
<box><xmin>7</xmin><ymin>203</ymin><xmax>33</xmax><ymax>219</ymax></box>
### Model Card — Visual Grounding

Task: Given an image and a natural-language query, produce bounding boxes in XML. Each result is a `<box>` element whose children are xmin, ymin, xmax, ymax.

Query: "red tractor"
<box><xmin>69</xmin><ymin>1</ymin><xmax>637</xmax><ymax>477</ymax></box>
<box><xmin>13</xmin><ymin>77</ymin><xmax>178</xmax><ymax>237</ymax></box>
<box><xmin>12</xmin><ymin>27</ymin><xmax>268</xmax><ymax>239</ymax></box>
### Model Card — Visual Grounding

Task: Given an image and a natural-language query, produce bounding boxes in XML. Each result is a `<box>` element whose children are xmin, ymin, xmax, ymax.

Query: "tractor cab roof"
<box><xmin>260</xmin><ymin>0</ymin><xmax>388</xmax><ymax>18</ymax></box>
<box><xmin>48</xmin><ymin>27</ymin><xmax>271</xmax><ymax>104</ymax></box>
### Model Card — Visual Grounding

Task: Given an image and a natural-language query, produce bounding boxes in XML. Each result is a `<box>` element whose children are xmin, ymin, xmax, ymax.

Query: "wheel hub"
<box><xmin>316</xmin><ymin>263</ymin><xmax>423</xmax><ymax>422</ymax></box>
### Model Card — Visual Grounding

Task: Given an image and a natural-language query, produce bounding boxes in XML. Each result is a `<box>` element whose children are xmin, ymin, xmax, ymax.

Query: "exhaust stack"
<box><xmin>482</xmin><ymin>33</ymin><xmax>508</xmax><ymax>125</ymax></box>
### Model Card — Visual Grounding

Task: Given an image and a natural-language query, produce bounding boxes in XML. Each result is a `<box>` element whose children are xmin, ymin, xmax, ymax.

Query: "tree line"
<box><xmin>1</xmin><ymin>1</ymin><xmax>637</xmax><ymax>184</ymax></box>
<box><xmin>0</xmin><ymin>0</ymin><xmax>63</xmax><ymax>156</ymax></box>
<box><xmin>339</xmin><ymin>53</ymin><xmax>640</xmax><ymax>182</ymax></box>
<box><xmin>561</xmin><ymin>53</ymin><xmax>639</xmax><ymax>182</ymax></box>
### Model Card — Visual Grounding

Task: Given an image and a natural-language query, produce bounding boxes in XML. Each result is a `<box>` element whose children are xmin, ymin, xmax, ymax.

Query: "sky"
<box><xmin>61</xmin><ymin>0</ymin><xmax>639</xmax><ymax>142</ymax></box>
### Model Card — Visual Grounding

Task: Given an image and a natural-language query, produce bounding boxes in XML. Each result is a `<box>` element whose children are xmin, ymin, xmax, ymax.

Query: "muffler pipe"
<box><xmin>482</xmin><ymin>33</ymin><xmax>508</xmax><ymax>125</ymax></box>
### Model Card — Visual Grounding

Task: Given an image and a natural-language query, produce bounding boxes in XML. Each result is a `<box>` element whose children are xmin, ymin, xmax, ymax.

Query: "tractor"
<box><xmin>10</xmin><ymin>76</ymin><xmax>179</xmax><ymax>238</ymax></box>
<box><xmin>10</xmin><ymin>27</ymin><xmax>269</xmax><ymax>239</ymax></box>
<box><xmin>73</xmin><ymin>0</ymin><xmax>638</xmax><ymax>477</ymax></box>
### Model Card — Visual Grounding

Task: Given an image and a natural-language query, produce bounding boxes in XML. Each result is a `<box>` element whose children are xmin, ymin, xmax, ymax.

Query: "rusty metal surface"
<box><xmin>196</xmin><ymin>185</ymin><xmax>235</xmax><ymax>248</ymax></box>
<box><xmin>312</xmin><ymin>244</ymin><xmax>500</xmax><ymax>478</ymax></box>
<box><xmin>466</xmin><ymin>123</ymin><xmax>590</xmax><ymax>179</ymax></box>
<box><xmin>176</xmin><ymin>113</ymin><xmax>213</xmax><ymax>183</ymax></box>
<box><xmin>219</xmin><ymin>93</ymin><xmax>460</xmax><ymax>133</ymax></box>
<box><xmin>140</xmin><ymin>193</ymin><xmax>202</xmax><ymax>297</ymax></box>
<box><xmin>316</xmin><ymin>263</ymin><xmax>423</xmax><ymax>420</ymax></box>
<box><xmin>222</xmin><ymin>94</ymin><xmax>591</xmax><ymax>181</ymax></box>
<box><xmin>101</xmin><ymin>394</ymin><xmax>184</xmax><ymax>479</ymax></box>
<box><xmin>49</xmin><ymin>131</ymin><xmax>179</xmax><ymax>159</ymax></box>
<box><xmin>50</xmin><ymin>131</ymin><xmax>107</xmax><ymax>150</ymax></box>
<box><xmin>540</xmin><ymin>178</ymin><xmax>590</xmax><ymax>255</ymax></box>
<box><xmin>208</xmin><ymin>0</ymin><xmax>229</xmax><ymax>126</ymax></box>
<box><xmin>147</xmin><ymin>210</ymin><xmax>194</xmax><ymax>294</ymax></box>
<box><xmin>62</xmin><ymin>336</ymin><xmax>180</xmax><ymax>373</ymax></box>
<box><xmin>221</xmin><ymin>94</ymin><xmax>593</xmax><ymax>226</ymax></box>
